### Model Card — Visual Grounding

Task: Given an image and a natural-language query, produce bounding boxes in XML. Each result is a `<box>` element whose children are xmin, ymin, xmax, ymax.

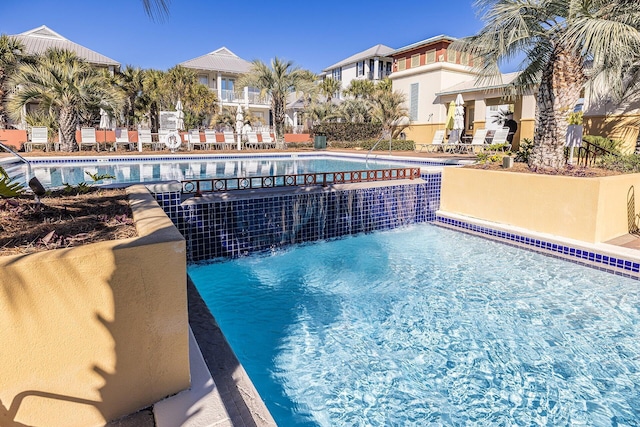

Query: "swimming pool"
<box><xmin>189</xmin><ymin>224</ymin><xmax>640</xmax><ymax>426</ymax></box>
<box><xmin>26</xmin><ymin>155</ymin><xmax>428</xmax><ymax>188</ymax></box>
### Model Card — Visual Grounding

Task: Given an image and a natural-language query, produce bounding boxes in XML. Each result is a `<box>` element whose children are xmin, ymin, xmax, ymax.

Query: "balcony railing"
<box><xmin>219</xmin><ymin>90</ymin><xmax>270</xmax><ymax>106</ymax></box>
<box><xmin>182</xmin><ymin>167</ymin><xmax>421</xmax><ymax>195</ymax></box>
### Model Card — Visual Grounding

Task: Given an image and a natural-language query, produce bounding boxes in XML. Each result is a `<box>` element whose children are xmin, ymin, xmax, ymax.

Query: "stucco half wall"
<box><xmin>440</xmin><ymin>167</ymin><xmax>640</xmax><ymax>243</ymax></box>
<box><xmin>0</xmin><ymin>185</ymin><xmax>190</xmax><ymax>427</ymax></box>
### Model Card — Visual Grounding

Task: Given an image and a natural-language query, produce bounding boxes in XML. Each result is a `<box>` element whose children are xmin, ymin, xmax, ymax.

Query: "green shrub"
<box><xmin>583</xmin><ymin>135</ymin><xmax>624</xmax><ymax>154</ymax></box>
<box><xmin>329</xmin><ymin>139</ymin><xmax>415</xmax><ymax>151</ymax></box>
<box><xmin>514</xmin><ymin>138</ymin><xmax>534</xmax><ymax>163</ymax></box>
<box><xmin>312</xmin><ymin>123</ymin><xmax>383</xmax><ymax>141</ymax></box>
<box><xmin>476</xmin><ymin>152</ymin><xmax>506</xmax><ymax>164</ymax></box>
<box><xmin>599</xmin><ymin>154</ymin><xmax>640</xmax><ymax>173</ymax></box>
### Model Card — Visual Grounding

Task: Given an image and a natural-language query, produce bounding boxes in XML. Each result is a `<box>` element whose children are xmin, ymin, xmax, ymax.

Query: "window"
<box><xmin>426</xmin><ymin>49</ymin><xmax>436</xmax><ymax>64</ymax></box>
<box><xmin>356</xmin><ymin>61</ymin><xmax>364</xmax><ymax>77</ymax></box>
<box><xmin>447</xmin><ymin>48</ymin><xmax>456</xmax><ymax>63</ymax></box>
<box><xmin>198</xmin><ymin>74</ymin><xmax>209</xmax><ymax>86</ymax></box>
<box><xmin>409</xmin><ymin>83</ymin><xmax>419</xmax><ymax>121</ymax></box>
<box><xmin>369</xmin><ymin>59</ymin><xmax>375</xmax><ymax>78</ymax></box>
<box><xmin>332</xmin><ymin>67</ymin><xmax>342</xmax><ymax>81</ymax></box>
<box><xmin>411</xmin><ymin>54</ymin><xmax>420</xmax><ymax>68</ymax></box>
<box><xmin>221</xmin><ymin>78</ymin><xmax>234</xmax><ymax>91</ymax></box>
<box><xmin>398</xmin><ymin>58</ymin><xmax>406</xmax><ymax>71</ymax></box>
<box><xmin>379</xmin><ymin>61</ymin><xmax>384</xmax><ymax>77</ymax></box>
<box><xmin>386</xmin><ymin>62</ymin><xmax>392</xmax><ymax>75</ymax></box>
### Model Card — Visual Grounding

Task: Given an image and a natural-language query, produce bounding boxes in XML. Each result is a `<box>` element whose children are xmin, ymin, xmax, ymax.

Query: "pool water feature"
<box><xmin>28</xmin><ymin>157</ymin><xmax>415</xmax><ymax>188</ymax></box>
<box><xmin>189</xmin><ymin>224</ymin><xmax>640</xmax><ymax>426</ymax></box>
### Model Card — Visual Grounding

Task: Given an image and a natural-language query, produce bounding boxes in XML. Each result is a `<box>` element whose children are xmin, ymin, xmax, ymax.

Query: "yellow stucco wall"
<box><xmin>440</xmin><ymin>168</ymin><xmax>640</xmax><ymax>243</ymax></box>
<box><xmin>0</xmin><ymin>186</ymin><xmax>190</xmax><ymax>427</ymax></box>
<box><xmin>584</xmin><ymin>114</ymin><xmax>640</xmax><ymax>154</ymax></box>
<box><xmin>404</xmin><ymin>123</ymin><xmax>446</xmax><ymax>144</ymax></box>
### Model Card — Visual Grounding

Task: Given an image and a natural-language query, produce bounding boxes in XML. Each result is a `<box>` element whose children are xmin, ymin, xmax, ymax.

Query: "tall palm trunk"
<box><xmin>0</xmin><ymin>69</ymin><xmax>7</xmax><ymax>130</ymax></box>
<box><xmin>272</xmin><ymin>98</ymin><xmax>285</xmax><ymax>138</ymax></box>
<box><xmin>529</xmin><ymin>44</ymin><xmax>585</xmax><ymax>169</ymax></box>
<box><xmin>58</xmin><ymin>105</ymin><xmax>78</xmax><ymax>152</ymax></box>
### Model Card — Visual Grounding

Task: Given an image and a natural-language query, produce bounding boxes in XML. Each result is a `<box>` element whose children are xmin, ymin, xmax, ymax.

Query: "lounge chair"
<box><xmin>137</xmin><ymin>128</ymin><xmax>154</xmax><ymax>151</ymax></box>
<box><xmin>80</xmin><ymin>127</ymin><xmax>100</xmax><ymax>151</ymax></box>
<box><xmin>188</xmin><ymin>129</ymin><xmax>205</xmax><ymax>150</ymax></box>
<box><xmin>222</xmin><ymin>131</ymin><xmax>235</xmax><ymax>150</ymax></box>
<box><xmin>489</xmin><ymin>127</ymin><xmax>511</xmax><ymax>151</ymax></box>
<box><xmin>25</xmin><ymin>127</ymin><xmax>49</xmax><ymax>152</ymax></box>
<box><xmin>468</xmin><ymin>129</ymin><xmax>489</xmax><ymax>152</ymax></box>
<box><xmin>204</xmin><ymin>130</ymin><xmax>221</xmax><ymax>150</ymax></box>
<box><xmin>245</xmin><ymin>131</ymin><xmax>259</xmax><ymax>149</ymax></box>
<box><xmin>114</xmin><ymin>128</ymin><xmax>133</xmax><ymax>151</ymax></box>
<box><xmin>260</xmin><ymin>132</ymin><xmax>276</xmax><ymax>149</ymax></box>
<box><xmin>415</xmin><ymin>130</ymin><xmax>445</xmax><ymax>152</ymax></box>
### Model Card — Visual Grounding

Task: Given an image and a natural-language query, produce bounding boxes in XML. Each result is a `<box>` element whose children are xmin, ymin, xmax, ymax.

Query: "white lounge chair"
<box><xmin>137</xmin><ymin>128</ymin><xmax>154</xmax><ymax>151</ymax></box>
<box><xmin>204</xmin><ymin>130</ymin><xmax>221</xmax><ymax>150</ymax></box>
<box><xmin>415</xmin><ymin>130</ymin><xmax>445</xmax><ymax>152</ymax></box>
<box><xmin>25</xmin><ymin>127</ymin><xmax>49</xmax><ymax>152</ymax></box>
<box><xmin>80</xmin><ymin>127</ymin><xmax>99</xmax><ymax>151</ymax></box>
<box><xmin>260</xmin><ymin>132</ymin><xmax>276</xmax><ymax>149</ymax></box>
<box><xmin>114</xmin><ymin>128</ymin><xmax>132</xmax><ymax>151</ymax></box>
<box><xmin>469</xmin><ymin>129</ymin><xmax>489</xmax><ymax>152</ymax></box>
<box><xmin>245</xmin><ymin>131</ymin><xmax>259</xmax><ymax>149</ymax></box>
<box><xmin>188</xmin><ymin>129</ymin><xmax>205</xmax><ymax>150</ymax></box>
<box><xmin>223</xmin><ymin>131</ymin><xmax>235</xmax><ymax>150</ymax></box>
<box><xmin>489</xmin><ymin>127</ymin><xmax>511</xmax><ymax>151</ymax></box>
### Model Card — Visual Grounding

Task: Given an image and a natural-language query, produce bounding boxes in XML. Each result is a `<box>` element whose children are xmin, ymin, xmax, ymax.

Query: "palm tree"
<box><xmin>8</xmin><ymin>48</ymin><xmax>123</xmax><ymax>151</ymax></box>
<box><xmin>237</xmin><ymin>58</ymin><xmax>316</xmax><ymax>139</ymax></box>
<box><xmin>455</xmin><ymin>0</ymin><xmax>640</xmax><ymax>169</ymax></box>
<box><xmin>0</xmin><ymin>35</ymin><xmax>25</xmax><ymax>129</ymax></box>
<box><xmin>119</xmin><ymin>65</ymin><xmax>145</xmax><ymax>127</ymax></box>
<box><xmin>319</xmin><ymin>77</ymin><xmax>341</xmax><ymax>103</ymax></box>
<box><xmin>337</xmin><ymin>98</ymin><xmax>372</xmax><ymax>123</ymax></box>
<box><xmin>371</xmin><ymin>89</ymin><xmax>409</xmax><ymax>139</ymax></box>
<box><xmin>344</xmin><ymin>79</ymin><xmax>375</xmax><ymax>100</ymax></box>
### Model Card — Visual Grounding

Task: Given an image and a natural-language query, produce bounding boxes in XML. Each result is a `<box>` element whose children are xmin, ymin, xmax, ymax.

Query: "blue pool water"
<box><xmin>29</xmin><ymin>157</ymin><xmax>410</xmax><ymax>187</ymax></box>
<box><xmin>189</xmin><ymin>224</ymin><xmax>640</xmax><ymax>426</ymax></box>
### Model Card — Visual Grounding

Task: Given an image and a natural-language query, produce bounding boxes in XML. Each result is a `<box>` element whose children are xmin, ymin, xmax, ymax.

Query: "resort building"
<box><xmin>388</xmin><ymin>35</ymin><xmax>533</xmax><ymax>147</ymax></box>
<box><xmin>11</xmin><ymin>25</ymin><xmax>120</xmax><ymax>72</ymax></box>
<box><xmin>180</xmin><ymin>47</ymin><xmax>271</xmax><ymax>128</ymax></box>
<box><xmin>321</xmin><ymin>44</ymin><xmax>395</xmax><ymax>98</ymax></box>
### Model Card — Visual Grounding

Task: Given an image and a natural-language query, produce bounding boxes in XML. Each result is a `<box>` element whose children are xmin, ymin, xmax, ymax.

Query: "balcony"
<box><xmin>219</xmin><ymin>89</ymin><xmax>270</xmax><ymax>106</ymax></box>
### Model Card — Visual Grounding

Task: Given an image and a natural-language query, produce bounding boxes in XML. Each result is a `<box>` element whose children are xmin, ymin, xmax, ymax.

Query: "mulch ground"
<box><xmin>0</xmin><ymin>188</ymin><xmax>136</xmax><ymax>256</ymax></box>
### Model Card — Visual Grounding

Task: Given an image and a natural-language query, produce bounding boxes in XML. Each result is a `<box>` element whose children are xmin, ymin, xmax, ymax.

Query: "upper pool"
<box><xmin>22</xmin><ymin>154</ymin><xmax>448</xmax><ymax>187</ymax></box>
<box><xmin>189</xmin><ymin>224</ymin><xmax>640</xmax><ymax>426</ymax></box>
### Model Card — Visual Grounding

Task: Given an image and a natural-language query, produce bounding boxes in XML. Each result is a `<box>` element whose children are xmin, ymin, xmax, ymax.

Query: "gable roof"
<box><xmin>180</xmin><ymin>47</ymin><xmax>252</xmax><ymax>74</ymax></box>
<box><xmin>11</xmin><ymin>25</ymin><xmax>119</xmax><ymax>67</ymax></box>
<box><xmin>322</xmin><ymin>44</ymin><xmax>395</xmax><ymax>72</ymax></box>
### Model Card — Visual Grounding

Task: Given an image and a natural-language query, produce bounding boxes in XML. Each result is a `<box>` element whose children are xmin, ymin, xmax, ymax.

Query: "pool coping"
<box><xmin>436</xmin><ymin>211</ymin><xmax>640</xmax><ymax>280</ymax></box>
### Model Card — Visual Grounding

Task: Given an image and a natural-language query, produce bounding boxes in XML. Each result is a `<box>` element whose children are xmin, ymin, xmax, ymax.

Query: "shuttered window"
<box><xmin>426</xmin><ymin>50</ymin><xmax>436</xmax><ymax>64</ymax></box>
<box><xmin>398</xmin><ymin>58</ymin><xmax>406</xmax><ymax>71</ymax></box>
<box><xmin>447</xmin><ymin>48</ymin><xmax>456</xmax><ymax>63</ymax></box>
<box><xmin>410</xmin><ymin>83</ymin><xmax>419</xmax><ymax>121</ymax></box>
<box><xmin>411</xmin><ymin>54</ymin><xmax>420</xmax><ymax>68</ymax></box>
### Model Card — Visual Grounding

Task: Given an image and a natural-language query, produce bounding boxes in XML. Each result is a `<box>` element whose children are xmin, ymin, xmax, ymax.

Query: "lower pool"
<box><xmin>188</xmin><ymin>224</ymin><xmax>640</xmax><ymax>426</ymax></box>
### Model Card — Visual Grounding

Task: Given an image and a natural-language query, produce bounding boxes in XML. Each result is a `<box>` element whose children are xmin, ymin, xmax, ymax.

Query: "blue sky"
<box><xmin>0</xmin><ymin>0</ymin><xmax>492</xmax><ymax>74</ymax></box>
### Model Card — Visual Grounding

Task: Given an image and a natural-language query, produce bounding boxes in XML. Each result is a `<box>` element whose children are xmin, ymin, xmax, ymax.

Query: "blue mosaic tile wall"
<box><xmin>437</xmin><ymin>215</ymin><xmax>640</xmax><ymax>279</ymax></box>
<box><xmin>151</xmin><ymin>172</ymin><xmax>442</xmax><ymax>262</ymax></box>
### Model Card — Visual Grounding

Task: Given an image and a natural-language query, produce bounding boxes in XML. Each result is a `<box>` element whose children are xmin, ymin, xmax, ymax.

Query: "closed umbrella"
<box><xmin>235</xmin><ymin>105</ymin><xmax>244</xmax><ymax>150</ymax></box>
<box><xmin>99</xmin><ymin>108</ymin><xmax>111</xmax><ymax>129</ymax></box>
<box><xmin>175</xmin><ymin>99</ymin><xmax>184</xmax><ymax>131</ymax></box>
<box><xmin>451</xmin><ymin>94</ymin><xmax>465</xmax><ymax>144</ymax></box>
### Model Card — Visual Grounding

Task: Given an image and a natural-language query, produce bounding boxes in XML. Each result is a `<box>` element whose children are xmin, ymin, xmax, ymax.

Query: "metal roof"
<box><xmin>11</xmin><ymin>25</ymin><xmax>120</xmax><ymax>67</ymax></box>
<box><xmin>391</xmin><ymin>34</ymin><xmax>457</xmax><ymax>56</ymax></box>
<box><xmin>437</xmin><ymin>72</ymin><xmax>520</xmax><ymax>96</ymax></box>
<box><xmin>180</xmin><ymin>47</ymin><xmax>252</xmax><ymax>75</ymax></box>
<box><xmin>322</xmin><ymin>44</ymin><xmax>395</xmax><ymax>72</ymax></box>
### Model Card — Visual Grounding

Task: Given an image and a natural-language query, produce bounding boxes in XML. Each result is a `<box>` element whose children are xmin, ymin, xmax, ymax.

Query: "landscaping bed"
<box><xmin>466</xmin><ymin>161</ymin><xmax>622</xmax><ymax>177</ymax></box>
<box><xmin>0</xmin><ymin>188</ymin><xmax>136</xmax><ymax>256</ymax></box>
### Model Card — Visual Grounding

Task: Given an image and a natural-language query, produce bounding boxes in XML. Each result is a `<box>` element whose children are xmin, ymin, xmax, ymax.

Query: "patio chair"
<box><xmin>468</xmin><ymin>129</ymin><xmax>489</xmax><ymax>152</ymax></box>
<box><xmin>137</xmin><ymin>128</ymin><xmax>154</xmax><ymax>151</ymax></box>
<box><xmin>80</xmin><ymin>127</ymin><xmax>100</xmax><ymax>151</ymax></box>
<box><xmin>489</xmin><ymin>127</ymin><xmax>511</xmax><ymax>151</ymax></box>
<box><xmin>204</xmin><ymin>130</ymin><xmax>221</xmax><ymax>150</ymax></box>
<box><xmin>415</xmin><ymin>130</ymin><xmax>445</xmax><ymax>152</ymax></box>
<box><xmin>25</xmin><ymin>127</ymin><xmax>49</xmax><ymax>152</ymax></box>
<box><xmin>245</xmin><ymin>131</ymin><xmax>259</xmax><ymax>149</ymax></box>
<box><xmin>222</xmin><ymin>131</ymin><xmax>235</xmax><ymax>150</ymax></box>
<box><xmin>188</xmin><ymin>129</ymin><xmax>205</xmax><ymax>150</ymax></box>
<box><xmin>260</xmin><ymin>132</ymin><xmax>276</xmax><ymax>149</ymax></box>
<box><xmin>114</xmin><ymin>128</ymin><xmax>133</xmax><ymax>151</ymax></box>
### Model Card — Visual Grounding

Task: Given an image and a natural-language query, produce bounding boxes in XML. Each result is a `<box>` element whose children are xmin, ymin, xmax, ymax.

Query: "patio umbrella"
<box><xmin>175</xmin><ymin>99</ymin><xmax>184</xmax><ymax>131</ymax></box>
<box><xmin>235</xmin><ymin>105</ymin><xmax>244</xmax><ymax>150</ymax></box>
<box><xmin>445</xmin><ymin>101</ymin><xmax>455</xmax><ymax>131</ymax></box>
<box><xmin>451</xmin><ymin>94</ymin><xmax>465</xmax><ymax>144</ymax></box>
<box><xmin>99</xmin><ymin>108</ymin><xmax>111</xmax><ymax>129</ymax></box>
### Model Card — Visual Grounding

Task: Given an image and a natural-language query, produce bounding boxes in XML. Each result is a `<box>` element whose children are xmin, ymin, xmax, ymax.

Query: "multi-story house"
<box><xmin>321</xmin><ymin>44</ymin><xmax>394</xmax><ymax>97</ymax></box>
<box><xmin>180</xmin><ymin>47</ymin><xmax>271</xmax><ymax>128</ymax></box>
